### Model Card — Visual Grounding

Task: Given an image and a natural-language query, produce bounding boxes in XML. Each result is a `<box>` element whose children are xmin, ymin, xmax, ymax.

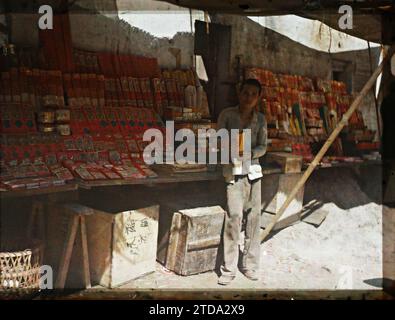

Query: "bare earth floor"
<box><xmin>113</xmin><ymin>203</ymin><xmax>382</xmax><ymax>291</ymax></box>
<box><xmin>82</xmin><ymin>166</ymin><xmax>383</xmax><ymax>292</ymax></box>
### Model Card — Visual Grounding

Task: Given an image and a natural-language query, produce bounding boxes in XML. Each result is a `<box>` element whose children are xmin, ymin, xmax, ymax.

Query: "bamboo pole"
<box><xmin>260</xmin><ymin>47</ymin><xmax>395</xmax><ymax>243</ymax></box>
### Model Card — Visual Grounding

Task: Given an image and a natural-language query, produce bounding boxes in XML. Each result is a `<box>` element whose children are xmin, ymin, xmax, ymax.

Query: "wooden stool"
<box><xmin>27</xmin><ymin>200</ymin><xmax>46</xmax><ymax>242</ymax></box>
<box><xmin>55</xmin><ymin>203</ymin><xmax>94</xmax><ymax>289</ymax></box>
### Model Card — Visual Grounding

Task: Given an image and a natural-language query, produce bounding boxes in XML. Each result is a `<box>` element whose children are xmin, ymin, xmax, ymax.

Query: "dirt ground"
<box><xmin>88</xmin><ymin>165</ymin><xmax>383</xmax><ymax>291</ymax></box>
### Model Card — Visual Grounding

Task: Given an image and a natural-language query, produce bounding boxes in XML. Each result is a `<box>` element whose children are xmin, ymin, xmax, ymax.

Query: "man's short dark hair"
<box><xmin>240</xmin><ymin>78</ymin><xmax>262</xmax><ymax>94</ymax></box>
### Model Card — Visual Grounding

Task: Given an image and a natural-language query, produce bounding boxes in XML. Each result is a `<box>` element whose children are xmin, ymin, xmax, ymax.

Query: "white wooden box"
<box><xmin>86</xmin><ymin>205</ymin><xmax>159</xmax><ymax>288</ymax></box>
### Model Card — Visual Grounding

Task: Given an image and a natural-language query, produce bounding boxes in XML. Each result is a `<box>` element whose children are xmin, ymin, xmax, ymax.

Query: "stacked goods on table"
<box><xmin>0</xmin><ymin>103</ymin><xmax>36</xmax><ymax>134</ymax></box>
<box><xmin>63</xmin><ymin>73</ymin><xmax>105</xmax><ymax>108</ymax></box>
<box><xmin>161</xmin><ymin>69</ymin><xmax>195</xmax><ymax>110</ymax></box>
<box><xmin>63</xmin><ymin>72</ymin><xmax>159</xmax><ymax>110</ymax></box>
<box><xmin>245</xmin><ymin>67</ymin><xmax>378</xmax><ymax>165</ymax></box>
<box><xmin>0</xmin><ymin>68</ymin><xmax>65</xmax><ymax>109</ymax></box>
<box><xmin>54</xmin><ymin>108</ymin><xmax>71</xmax><ymax>136</ymax></box>
<box><xmin>0</xmin><ymin>133</ymin><xmax>74</xmax><ymax>190</ymax></box>
<box><xmin>73</xmin><ymin>49</ymin><xmax>101</xmax><ymax>74</ymax></box>
<box><xmin>0</xmin><ymin>106</ymin><xmax>161</xmax><ymax>190</ymax></box>
<box><xmin>0</xmin><ymin>47</ymin><xmax>43</xmax><ymax>70</ymax></box>
<box><xmin>59</xmin><ymin>135</ymin><xmax>152</xmax><ymax>181</ymax></box>
<box><xmin>0</xmin><ymin>16</ymin><xmax>219</xmax><ymax>192</ymax></box>
<box><xmin>56</xmin><ymin>106</ymin><xmax>161</xmax><ymax>180</ymax></box>
<box><xmin>69</xmin><ymin>106</ymin><xmax>164</xmax><ymax>137</ymax></box>
<box><xmin>160</xmin><ymin>69</ymin><xmax>213</xmax><ymax>167</ymax></box>
<box><xmin>245</xmin><ymin>69</ymin><xmax>312</xmax><ymax>154</ymax></box>
<box><xmin>0</xmin><ymin>67</ymin><xmax>164</xmax><ymax>190</ymax></box>
<box><xmin>0</xmin><ymin>48</ymin><xmax>169</xmax><ymax>189</ymax></box>
<box><xmin>161</xmin><ymin>68</ymin><xmax>211</xmax><ymax>121</ymax></box>
<box><xmin>0</xmin><ymin>67</ymin><xmax>69</xmax><ymax>137</ymax></box>
<box><xmin>317</xmin><ymin>82</ymin><xmax>377</xmax><ymax>156</ymax></box>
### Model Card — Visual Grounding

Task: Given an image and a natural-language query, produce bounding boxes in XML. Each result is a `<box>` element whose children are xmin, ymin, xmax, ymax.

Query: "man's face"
<box><xmin>238</xmin><ymin>84</ymin><xmax>260</xmax><ymax>111</ymax></box>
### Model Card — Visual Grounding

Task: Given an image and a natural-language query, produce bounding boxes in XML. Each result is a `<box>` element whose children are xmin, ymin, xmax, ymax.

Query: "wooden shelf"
<box><xmin>0</xmin><ymin>160</ymin><xmax>380</xmax><ymax>197</ymax></box>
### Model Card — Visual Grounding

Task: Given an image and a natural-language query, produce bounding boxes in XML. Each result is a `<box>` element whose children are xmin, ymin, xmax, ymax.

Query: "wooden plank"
<box><xmin>27</xmin><ymin>201</ymin><xmax>46</xmax><ymax>241</ymax></box>
<box><xmin>261</xmin><ymin>173</ymin><xmax>304</xmax><ymax>229</ymax></box>
<box><xmin>302</xmin><ymin>209</ymin><xmax>329</xmax><ymax>227</ymax></box>
<box><xmin>77</xmin><ymin>169</ymin><xmax>222</xmax><ymax>189</ymax></box>
<box><xmin>64</xmin><ymin>203</ymin><xmax>94</xmax><ymax>216</ymax></box>
<box><xmin>0</xmin><ymin>183</ymin><xmax>78</xmax><ymax>199</ymax></box>
<box><xmin>85</xmin><ymin>211</ymin><xmax>113</xmax><ymax>288</ymax></box>
<box><xmin>55</xmin><ymin>215</ymin><xmax>79</xmax><ymax>289</ymax></box>
<box><xmin>187</xmin><ymin>235</ymin><xmax>221</xmax><ymax>251</ymax></box>
<box><xmin>165</xmin><ymin>212</ymin><xmax>182</xmax><ymax>271</ymax></box>
<box><xmin>54</xmin><ymin>288</ymin><xmax>391</xmax><ymax>300</ymax></box>
<box><xmin>266</xmin><ymin>152</ymin><xmax>303</xmax><ymax>173</ymax></box>
<box><xmin>27</xmin><ymin>202</ymin><xmax>40</xmax><ymax>240</ymax></box>
<box><xmin>384</xmin><ymin>166</ymin><xmax>395</xmax><ymax>203</ymax></box>
<box><xmin>79</xmin><ymin>216</ymin><xmax>91</xmax><ymax>289</ymax></box>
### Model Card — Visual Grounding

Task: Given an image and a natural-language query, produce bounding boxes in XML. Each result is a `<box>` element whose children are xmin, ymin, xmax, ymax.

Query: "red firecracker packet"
<box><xmin>49</xmin><ymin>164</ymin><xmax>75</xmax><ymax>181</ymax></box>
<box><xmin>87</xmin><ymin>168</ymin><xmax>107</xmax><ymax>180</ymax></box>
<box><xmin>74</xmin><ymin>166</ymin><xmax>95</xmax><ymax>180</ymax></box>
<box><xmin>100</xmin><ymin>167</ymin><xmax>121</xmax><ymax>179</ymax></box>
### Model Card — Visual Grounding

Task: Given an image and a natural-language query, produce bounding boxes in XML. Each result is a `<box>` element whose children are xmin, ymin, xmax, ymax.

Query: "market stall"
<box><xmin>0</xmin><ymin>4</ymin><xmax>389</xmax><ymax>293</ymax></box>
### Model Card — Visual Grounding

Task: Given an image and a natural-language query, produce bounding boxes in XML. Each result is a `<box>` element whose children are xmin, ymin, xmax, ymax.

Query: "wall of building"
<box><xmin>8</xmin><ymin>1</ymin><xmax>195</xmax><ymax>69</ymax></box>
<box><xmin>249</xmin><ymin>15</ymin><xmax>380</xmax><ymax>53</ymax></box>
<box><xmin>211</xmin><ymin>14</ymin><xmax>333</xmax><ymax>80</ymax></box>
<box><xmin>332</xmin><ymin>48</ymin><xmax>381</xmax><ymax>133</ymax></box>
<box><xmin>68</xmin><ymin>13</ymin><xmax>194</xmax><ymax>68</ymax></box>
<box><xmin>210</xmin><ymin>14</ymin><xmax>380</xmax><ymax>133</ymax></box>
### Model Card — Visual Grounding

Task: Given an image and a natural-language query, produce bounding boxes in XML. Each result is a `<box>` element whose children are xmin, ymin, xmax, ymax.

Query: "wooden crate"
<box><xmin>46</xmin><ymin>203</ymin><xmax>159</xmax><ymax>288</ymax></box>
<box><xmin>266</xmin><ymin>152</ymin><xmax>303</xmax><ymax>173</ymax></box>
<box><xmin>86</xmin><ymin>205</ymin><xmax>159</xmax><ymax>288</ymax></box>
<box><xmin>158</xmin><ymin>206</ymin><xmax>225</xmax><ymax>276</ymax></box>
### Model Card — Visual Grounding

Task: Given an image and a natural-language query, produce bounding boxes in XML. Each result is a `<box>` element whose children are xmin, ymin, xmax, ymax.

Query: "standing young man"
<box><xmin>217</xmin><ymin>78</ymin><xmax>268</xmax><ymax>285</ymax></box>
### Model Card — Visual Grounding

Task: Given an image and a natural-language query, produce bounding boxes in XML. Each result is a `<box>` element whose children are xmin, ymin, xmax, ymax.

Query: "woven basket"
<box><xmin>0</xmin><ymin>239</ymin><xmax>43</xmax><ymax>292</ymax></box>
